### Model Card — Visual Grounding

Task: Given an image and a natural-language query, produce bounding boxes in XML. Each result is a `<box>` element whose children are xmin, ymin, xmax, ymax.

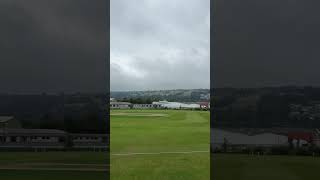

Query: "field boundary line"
<box><xmin>111</xmin><ymin>150</ymin><xmax>209</xmax><ymax>156</ymax></box>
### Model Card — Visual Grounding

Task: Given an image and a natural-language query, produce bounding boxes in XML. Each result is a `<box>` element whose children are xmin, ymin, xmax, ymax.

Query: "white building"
<box><xmin>133</xmin><ymin>104</ymin><xmax>153</xmax><ymax>109</ymax></box>
<box><xmin>110</xmin><ymin>102</ymin><xmax>131</xmax><ymax>109</ymax></box>
<box><xmin>152</xmin><ymin>101</ymin><xmax>200</xmax><ymax>109</ymax></box>
<box><xmin>211</xmin><ymin>128</ymin><xmax>288</xmax><ymax>149</ymax></box>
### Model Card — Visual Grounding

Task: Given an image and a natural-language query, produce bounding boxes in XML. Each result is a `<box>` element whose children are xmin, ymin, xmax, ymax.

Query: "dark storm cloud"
<box><xmin>0</xmin><ymin>0</ymin><xmax>108</xmax><ymax>93</ymax></box>
<box><xmin>213</xmin><ymin>0</ymin><xmax>320</xmax><ymax>88</ymax></box>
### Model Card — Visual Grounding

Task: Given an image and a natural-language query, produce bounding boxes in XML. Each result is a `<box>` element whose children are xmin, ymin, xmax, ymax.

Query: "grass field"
<box><xmin>110</xmin><ymin>109</ymin><xmax>210</xmax><ymax>180</ymax></box>
<box><xmin>3</xmin><ymin>109</ymin><xmax>319</xmax><ymax>180</ymax></box>
<box><xmin>212</xmin><ymin>154</ymin><xmax>320</xmax><ymax>179</ymax></box>
<box><xmin>0</xmin><ymin>152</ymin><xmax>108</xmax><ymax>180</ymax></box>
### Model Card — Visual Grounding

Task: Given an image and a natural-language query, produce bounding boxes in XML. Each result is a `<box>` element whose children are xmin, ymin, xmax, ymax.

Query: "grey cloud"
<box><xmin>111</xmin><ymin>0</ymin><xmax>210</xmax><ymax>91</ymax></box>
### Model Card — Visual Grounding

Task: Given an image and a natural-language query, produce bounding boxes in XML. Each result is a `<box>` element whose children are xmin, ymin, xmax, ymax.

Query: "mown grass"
<box><xmin>0</xmin><ymin>152</ymin><xmax>108</xmax><ymax>164</ymax></box>
<box><xmin>111</xmin><ymin>109</ymin><xmax>210</xmax><ymax>180</ymax></box>
<box><xmin>212</xmin><ymin>154</ymin><xmax>320</xmax><ymax>180</ymax></box>
<box><xmin>0</xmin><ymin>152</ymin><xmax>109</xmax><ymax>180</ymax></box>
<box><xmin>0</xmin><ymin>170</ymin><xmax>108</xmax><ymax>180</ymax></box>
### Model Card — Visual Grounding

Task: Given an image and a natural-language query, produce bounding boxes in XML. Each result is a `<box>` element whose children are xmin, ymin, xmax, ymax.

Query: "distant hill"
<box><xmin>212</xmin><ymin>86</ymin><xmax>320</xmax><ymax>128</ymax></box>
<box><xmin>110</xmin><ymin>89</ymin><xmax>210</xmax><ymax>102</ymax></box>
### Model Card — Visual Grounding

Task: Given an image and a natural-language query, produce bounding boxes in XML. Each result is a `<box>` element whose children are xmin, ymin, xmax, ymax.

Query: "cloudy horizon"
<box><xmin>111</xmin><ymin>0</ymin><xmax>210</xmax><ymax>91</ymax></box>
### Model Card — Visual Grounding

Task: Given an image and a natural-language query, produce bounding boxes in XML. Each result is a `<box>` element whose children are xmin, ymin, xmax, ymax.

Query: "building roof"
<box><xmin>110</xmin><ymin>102</ymin><xmax>131</xmax><ymax>105</ymax></box>
<box><xmin>70</xmin><ymin>133</ymin><xmax>108</xmax><ymax>137</ymax></box>
<box><xmin>198</xmin><ymin>102</ymin><xmax>209</xmax><ymax>106</ymax></box>
<box><xmin>133</xmin><ymin>104</ymin><xmax>153</xmax><ymax>106</ymax></box>
<box><xmin>0</xmin><ymin>128</ymin><xmax>110</xmax><ymax>138</ymax></box>
<box><xmin>0</xmin><ymin>116</ymin><xmax>14</xmax><ymax>123</ymax></box>
<box><xmin>211</xmin><ymin>128</ymin><xmax>288</xmax><ymax>145</ymax></box>
<box><xmin>0</xmin><ymin>128</ymin><xmax>67</xmax><ymax>135</ymax></box>
<box><xmin>153</xmin><ymin>101</ymin><xmax>200</xmax><ymax>109</ymax></box>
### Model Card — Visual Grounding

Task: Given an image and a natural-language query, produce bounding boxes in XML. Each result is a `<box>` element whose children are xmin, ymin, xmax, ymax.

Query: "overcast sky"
<box><xmin>214</xmin><ymin>0</ymin><xmax>320</xmax><ymax>88</ymax></box>
<box><xmin>0</xmin><ymin>0</ymin><xmax>107</xmax><ymax>94</ymax></box>
<box><xmin>111</xmin><ymin>0</ymin><xmax>210</xmax><ymax>91</ymax></box>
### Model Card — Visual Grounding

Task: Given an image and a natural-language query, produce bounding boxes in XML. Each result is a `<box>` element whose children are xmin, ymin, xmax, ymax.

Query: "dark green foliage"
<box><xmin>213</xmin><ymin>86</ymin><xmax>320</xmax><ymax>128</ymax></box>
<box><xmin>0</xmin><ymin>94</ymin><xmax>108</xmax><ymax>133</ymax></box>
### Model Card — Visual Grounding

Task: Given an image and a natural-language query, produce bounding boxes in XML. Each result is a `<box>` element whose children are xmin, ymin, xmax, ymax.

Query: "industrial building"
<box><xmin>0</xmin><ymin>116</ymin><xmax>108</xmax><ymax>150</ymax></box>
<box><xmin>109</xmin><ymin>99</ymin><xmax>208</xmax><ymax>110</ymax></box>
<box><xmin>110</xmin><ymin>102</ymin><xmax>132</xmax><ymax>109</ymax></box>
<box><xmin>132</xmin><ymin>104</ymin><xmax>154</xmax><ymax>109</ymax></box>
<box><xmin>211</xmin><ymin>128</ymin><xmax>320</xmax><ymax>152</ymax></box>
<box><xmin>152</xmin><ymin>101</ymin><xmax>200</xmax><ymax>109</ymax></box>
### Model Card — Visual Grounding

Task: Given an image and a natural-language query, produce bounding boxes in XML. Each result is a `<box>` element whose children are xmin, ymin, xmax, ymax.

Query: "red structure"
<box><xmin>288</xmin><ymin>132</ymin><xmax>313</xmax><ymax>143</ymax></box>
<box><xmin>198</xmin><ymin>102</ymin><xmax>209</xmax><ymax>109</ymax></box>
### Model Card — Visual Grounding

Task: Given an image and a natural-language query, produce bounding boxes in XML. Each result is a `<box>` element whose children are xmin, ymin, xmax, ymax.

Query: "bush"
<box><xmin>270</xmin><ymin>146</ymin><xmax>290</xmax><ymax>155</ymax></box>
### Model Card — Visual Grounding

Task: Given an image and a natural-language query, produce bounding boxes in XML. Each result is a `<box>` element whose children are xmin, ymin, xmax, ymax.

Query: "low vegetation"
<box><xmin>0</xmin><ymin>152</ymin><xmax>108</xmax><ymax>180</ymax></box>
